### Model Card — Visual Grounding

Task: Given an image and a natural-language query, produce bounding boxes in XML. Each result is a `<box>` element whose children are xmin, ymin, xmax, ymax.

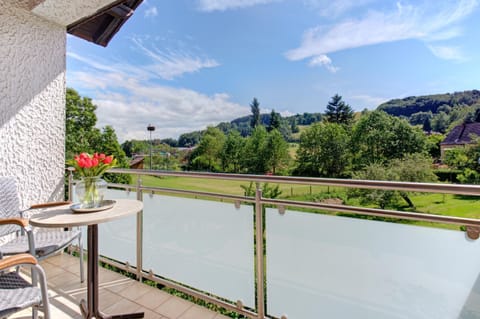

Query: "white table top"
<box><xmin>29</xmin><ymin>199</ymin><xmax>143</xmax><ymax>228</ymax></box>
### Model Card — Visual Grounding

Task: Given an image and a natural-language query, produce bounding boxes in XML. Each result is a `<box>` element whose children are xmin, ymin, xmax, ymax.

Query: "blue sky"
<box><xmin>67</xmin><ymin>0</ymin><xmax>480</xmax><ymax>142</ymax></box>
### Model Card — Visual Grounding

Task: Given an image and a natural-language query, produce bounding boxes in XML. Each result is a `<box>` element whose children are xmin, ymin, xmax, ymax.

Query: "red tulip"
<box><xmin>103</xmin><ymin>156</ymin><xmax>113</xmax><ymax>164</ymax></box>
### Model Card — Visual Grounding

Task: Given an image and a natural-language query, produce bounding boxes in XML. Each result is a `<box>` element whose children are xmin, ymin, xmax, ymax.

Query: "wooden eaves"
<box><xmin>67</xmin><ymin>0</ymin><xmax>143</xmax><ymax>47</ymax></box>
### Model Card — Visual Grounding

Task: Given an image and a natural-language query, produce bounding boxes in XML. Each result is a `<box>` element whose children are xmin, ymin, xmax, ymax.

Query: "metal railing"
<box><xmin>68</xmin><ymin>168</ymin><xmax>480</xmax><ymax>319</ymax></box>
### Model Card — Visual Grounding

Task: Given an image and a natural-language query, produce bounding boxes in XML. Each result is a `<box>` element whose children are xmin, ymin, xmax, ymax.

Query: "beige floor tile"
<box><xmin>48</xmin><ymin>271</ymin><xmax>80</xmax><ymax>288</ymax></box>
<box><xmin>46</xmin><ymin>253</ymin><xmax>80</xmax><ymax>267</ymax></box>
<box><xmin>117</xmin><ymin>280</ymin><xmax>153</xmax><ymax>301</ymax></box>
<box><xmin>213</xmin><ymin>313</ymin><xmax>232</xmax><ymax>319</ymax></box>
<box><xmin>142</xmin><ymin>308</ymin><xmax>166</xmax><ymax>319</ymax></box>
<box><xmin>13</xmin><ymin>254</ymin><xmax>232</xmax><ymax>319</ymax></box>
<box><xmin>134</xmin><ymin>287</ymin><xmax>172</xmax><ymax>310</ymax></box>
<box><xmin>178</xmin><ymin>305</ymin><xmax>217</xmax><ymax>319</ymax></box>
<box><xmin>102</xmin><ymin>298</ymin><xmax>143</xmax><ymax>316</ymax></box>
<box><xmin>155</xmin><ymin>297</ymin><xmax>193</xmax><ymax>319</ymax></box>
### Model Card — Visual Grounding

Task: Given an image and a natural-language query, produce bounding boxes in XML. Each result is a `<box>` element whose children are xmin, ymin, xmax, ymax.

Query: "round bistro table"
<box><xmin>29</xmin><ymin>199</ymin><xmax>144</xmax><ymax>319</ymax></box>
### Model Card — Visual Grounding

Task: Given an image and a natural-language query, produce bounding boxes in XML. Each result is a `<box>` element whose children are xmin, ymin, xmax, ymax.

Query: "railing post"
<box><xmin>136</xmin><ymin>176</ymin><xmax>143</xmax><ymax>281</ymax></box>
<box><xmin>255</xmin><ymin>182</ymin><xmax>265</xmax><ymax>318</ymax></box>
<box><xmin>67</xmin><ymin>167</ymin><xmax>74</xmax><ymax>201</ymax></box>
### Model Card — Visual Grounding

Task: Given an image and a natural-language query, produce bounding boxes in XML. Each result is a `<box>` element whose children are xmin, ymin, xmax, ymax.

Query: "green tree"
<box><xmin>291</xmin><ymin>119</ymin><xmax>299</xmax><ymax>133</ymax></box>
<box><xmin>351</xmin><ymin>111</ymin><xmax>427</xmax><ymax>168</ymax></box>
<box><xmin>295</xmin><ymin>122</ymin><xmax>351</xmax><ymax>177</ymax></box>
<box><xmin>243</xmin><ymin>126</ymin><xmax>268</xmax><ymax>173</ymax></box>
<box><xmin>65</xmin><ymin>88</ymin><xmax>130</xmax><ymax>184</ymax></box>
<box><xmin>66</xmin><ymin>88</ymin><xmax>100</xmax><ymax>160</ymax></box>
<box><xmin>351</xmin><ymin>154</ymin><xmax>437</xmax><ymax>208</ymax></box>
<box><xmin>445</xmin><ymin>140</ymin><xmax>480</xmax><ymax>184</ymax></box>
<box><xmin>265</xmin><ymin>129</ymin><xmax>290</xmax><ymax>174</ymax></box>
<box><xmin>431</xmin><ymin>111</ymin><xmax>450</xmax><ymax>133</ymax></box>
<box><xmin>324</xmin><ymin>94</ymin><xmax>354</xmax><ymax>125</ymax></box>
<box><xmin>268</xmin><ymin>109</ymin><xmax>281</xmax><ymax>132</ymax></box>
<box><xmin>191</xmin><ymin>127</ymin><xmax>226</xmax><ymax>171</ymax></box>
<box><xmin>426</xmin><ymin>133</ymin><xmax>444</xmax><ymax>159</ymax></box>
<box><xmin>220</xmin><ymin>130</ymin><xmax>245</xmax><ymax>173</ymax></box>
<box><xmin>250</xmin><ymin>98</ymin><xmax>261</xmax><ymax>129</ymax></box>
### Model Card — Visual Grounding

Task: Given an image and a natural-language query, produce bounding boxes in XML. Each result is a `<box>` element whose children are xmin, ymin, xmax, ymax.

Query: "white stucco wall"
<box><xmin>0</xmin><ymin>2</ymin><xmax>66</xmax><ymax>207</ymax></box>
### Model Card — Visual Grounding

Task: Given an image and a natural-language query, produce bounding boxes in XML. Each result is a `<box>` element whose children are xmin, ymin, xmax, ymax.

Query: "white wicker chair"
<box><xmin>0</xmin><ymin>177</ymin><xmax>84</xmax><ymax>283</ymax></box>
<box><xmin>0</xmin><ymin>253</ymin><xmax>50</xmax><ymax>319</ymax></box>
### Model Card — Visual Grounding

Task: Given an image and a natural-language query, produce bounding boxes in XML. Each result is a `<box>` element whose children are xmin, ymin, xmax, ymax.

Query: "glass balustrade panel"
<box><xmin>143</xmin><ymin>195</ymin><xmax>255</xmax><ymax>308</ymax></box>
<box><xmin>266</xmin><ymin>208</ymin><xmax>480</xmax><ymax>319</ymax></box>
<box><xmin>73</xmin><ymin>187</ymin><xmax>137</xmax><ymax>265</ymax></box>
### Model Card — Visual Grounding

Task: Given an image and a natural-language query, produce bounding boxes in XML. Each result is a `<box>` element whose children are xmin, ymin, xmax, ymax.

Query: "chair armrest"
<box><xmin>29</xmin><ymin>201</ymin><xmax>71</xmax><ymax>209</ymax></box>
<box><xmin>0</xmin><ymin>218</ymin><xmax>29</xmax><ymax>228</ymax></box>
<box><xmin>0</xmin><ymin>253</ymin><xmax>37</xmax><ymax>271</ymax></box>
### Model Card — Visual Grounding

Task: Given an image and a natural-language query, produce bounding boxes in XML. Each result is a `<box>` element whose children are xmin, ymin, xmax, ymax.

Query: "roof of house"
<box><xmin>67</xmin><ymin>0</ymin><xmax>143</xmax><ymax>47</ymax></box>
<box><xmin>441</xmin><ymin>122</ymin><xmax>480</xmax><ymax>145</ymax></box>
<box><xmin>129</xmin><ymin>156</ymin><xmax>145</xmax><ymax>167</ymax></box>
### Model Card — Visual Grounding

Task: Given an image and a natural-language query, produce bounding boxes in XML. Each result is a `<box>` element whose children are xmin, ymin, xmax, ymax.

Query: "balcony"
<box><xmin>13</xmin><ymin>169</ymin><xmax>480</xmax><ymax>318</ymax></box>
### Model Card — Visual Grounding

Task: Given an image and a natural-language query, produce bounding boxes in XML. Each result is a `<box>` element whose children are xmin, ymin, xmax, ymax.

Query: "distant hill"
<box><xmin>378</xmin><ymin>90</ymin><xmax>480</xmax><ymax>117</ymax></box>
<box><xmin>177</xmin><ymin>112</ymin><xmax>323</xmax><ymax>147</ymax></box>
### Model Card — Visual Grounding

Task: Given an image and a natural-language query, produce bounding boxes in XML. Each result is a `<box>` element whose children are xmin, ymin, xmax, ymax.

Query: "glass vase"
<box><xmin>76</xmin><ymin>176</ymin><xmax>107</xmax><ymax>208</ymax></box>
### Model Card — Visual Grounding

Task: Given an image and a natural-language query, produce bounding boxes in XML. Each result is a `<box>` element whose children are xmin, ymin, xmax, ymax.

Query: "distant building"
<box><xmin>130</xmin><ymin>155</ymin><xmax>145</xmax><ymax>169</ymax></box>
<box><xmin>440</xmin><ymin>122</ymin><xmax>480</xmax><ymax>158</ymax></box>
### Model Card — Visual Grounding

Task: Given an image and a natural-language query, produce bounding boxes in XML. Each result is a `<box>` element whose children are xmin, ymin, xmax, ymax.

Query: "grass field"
<box><xmin>130</xmin><ymin>174</ymin><xmax>480</xmax><ymax>230</ymax></box>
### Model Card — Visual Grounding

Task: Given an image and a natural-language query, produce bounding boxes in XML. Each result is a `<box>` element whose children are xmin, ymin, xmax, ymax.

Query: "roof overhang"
<box><xmin>66</xmin><ymin>0</ymin><xmax>143</xmax><ymax>47</ymax></box>
<box><xmin>29</xmin><ymin>0</ymin><xmax>143</xmax><ymax>47</ymax></box>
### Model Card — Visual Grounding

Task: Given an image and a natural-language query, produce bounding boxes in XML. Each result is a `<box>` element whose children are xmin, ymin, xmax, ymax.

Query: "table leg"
<box><xmin>79</xmin><ymin>225</ymin><xmax>144</xmax><ymax>319</ymax></box>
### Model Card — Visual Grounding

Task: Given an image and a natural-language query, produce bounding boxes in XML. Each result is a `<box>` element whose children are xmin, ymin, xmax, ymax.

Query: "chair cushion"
<box><xmin>0</xmin><ymin>229</ymin><xmax>81</xmax><ymax>258</ymax></box>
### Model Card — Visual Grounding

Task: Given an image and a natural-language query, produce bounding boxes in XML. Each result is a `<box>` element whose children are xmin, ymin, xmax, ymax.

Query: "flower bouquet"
<box><xmin>69</xmin><ymin>153</ymin><xmax>117</xmax><ymax>209</ymax></box>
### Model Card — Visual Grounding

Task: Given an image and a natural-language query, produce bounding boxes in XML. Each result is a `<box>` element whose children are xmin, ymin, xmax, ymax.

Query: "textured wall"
<box><xmin>0</xmin><ymin>3</ymin><xmax>66</xmax><ymax>208</ymax></box>
<box><xmin>32</xmin><ymin>0</ymin><xmax>115</xmax><ymax>26</ymax></box>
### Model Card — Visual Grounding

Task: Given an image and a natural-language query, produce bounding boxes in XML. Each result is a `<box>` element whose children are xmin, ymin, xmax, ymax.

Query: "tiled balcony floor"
<box><xmin>12</xmin><ymin>253</ymin><xmax>229</xmax><ymax>319</ymax></box>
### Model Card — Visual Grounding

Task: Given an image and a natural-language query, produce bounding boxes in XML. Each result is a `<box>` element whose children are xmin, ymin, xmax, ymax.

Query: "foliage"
<box><xmin>378</xmin><ymin>90</ymin><xmax>480</xmax><ymax>117</ymax></box>
<box><xmin>445</xmin><ymin>139</ymin><xmax>480</xmax><ymax>184</ymax></box>
<box><xmin>295</xmin><ymin>122</ymin><xmax>351</xmax><ymax>177</ymax></box>
<box><xmin>66</xmin><ymin>88</ymin><xmax>131</xmax><ymax>184</ymax></box>
<box><xmin>220</xmin><ymin>130</ymin><xmax>245</xmax><ymax>173</ymax></box>
<box><xmin>378</xmin><ymin>90</ymin><xmax>480</xmax><ymax>133</ymax></box>
<box><xmin>178</xmin><ymin>131</ymin><xmax>202</xmax><ymax>147</ymax></box>
<box><xmin>250</xmin><ymin>98</ymin><xmax>261</xmax><ymax>128</ymax></box>
<box><xmin>351</xmin><ymin>110</ymin><xmax>427</xmax><ymax>168</ymax></box>
<box><xmin>350</xmin><ymin>154</ymin><xmax>437</xmax><ymax>208</ymax></box>
<box><xmin>190</xmin><ymin>127</ymin><xmax>226</xmax><ymax>171</ymax></box>
<box><xmin>240</xmin><ymin>182</ymin><xmax>282</xmax><ymax>198</ymax></box>
<box><xmin>268</xmin><ymin>110</ymin><xmax>281</xmax><ymax>131</ymax></box>
<box><xmin>242</xmin><ymin>126</ymin><xmax>269</xmax><ymax>173</ymax></box>
<box><xmin>324</xmin><ymin>94</ymin><xmax>354</xmax><ymax>125</ymax></box>
<box><xmin>426</xmin><ymin>133</ymin><xmax>444</xmax><ymax>159</ymax></box>
<box><xmin>265</xmin><ymin>129</ymin><xmax>290</xmax><ymax>174</ymax></box>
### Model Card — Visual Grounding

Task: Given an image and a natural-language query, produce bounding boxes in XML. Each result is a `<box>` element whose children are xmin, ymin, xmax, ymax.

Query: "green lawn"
<box><xmin>131</xmin><ymin>174</ymin><xmax>480</xmax><ymax>227</ymax></box>
<box><xmin>133</xmin><ymin>174</ymin><xmax>333</xmax><ymax>197</ymax></box>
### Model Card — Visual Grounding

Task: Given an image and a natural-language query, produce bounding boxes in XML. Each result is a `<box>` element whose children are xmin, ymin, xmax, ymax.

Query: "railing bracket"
<box><xmin>125</xmin><ymin>261</ymin><xmax>131</xmax><ymax>271</ymax></box>
<box><xmin>466</xmin><ymin>226</ymin><xmax>480</xmax><ymax>240</ymax></box>
<box><xmin>148</xmin><ymin>269</ymin><xmax>154</xmax><ymax>280</ymax></box>
<box><xmin>234</xmin><ymin>200</ymin><xmax>241</xmax><ymax>209</ymax></box>
<box><xmin>126</xmin><ymin>188</ymin><xmax>131</xmax><ymax>195</ymax></box>
<box><xmin>235</xmin><ymin>299</ymin><xmax>244</xmax><ymax>309</ymax></box>
<box><xmin>280</xmin><ymin>315</ymin><xmax>288</xmax><ymax>319</ymax></box>
<box><xmin>149</xmin><ymin>191</ymin><xmax>154</xmax><ymax>198</ymax></box>
<box><xmin>278</xmin><ymin>205</ymin><xmax>286</xmax><ymax>215</ymax></box>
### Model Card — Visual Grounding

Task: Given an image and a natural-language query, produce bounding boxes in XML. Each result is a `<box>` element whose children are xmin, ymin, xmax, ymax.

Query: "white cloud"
<box><xmin>67</xmin><ymin>54</ymin><xmax>248</xmax><ymax>142</ymax></box>
<box><xmin>304</xmin><ymin>0</ymin><xmax>377</xmax><ymax>17</ymax></box>
<box><xmin>197</xmin><ymin>0</ymin><xmax>278</xmax><ymax>11</ymax></box>
<box><xmin>132</xmin><ymin>37</ymin><xmax>220</xmax><ymax>80</ymax></box>
<box><xmin>427</xmin><ymin>45</ymin><xmax>466</xmax><ymax>61</ymax></box>
<box><xmin>144</xmin><ymin>6</ymin><xmax>158</xmax><ymax>17</ymax></box>
<box><xmin>308</xmin><ymin>54</ymin><xmax>339</xmax><ymax>73</ymax></box>
<box><xmin>286</xmin><ymin>0</ymin><xmax>477</xmax><ymax>65</ymax></box>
